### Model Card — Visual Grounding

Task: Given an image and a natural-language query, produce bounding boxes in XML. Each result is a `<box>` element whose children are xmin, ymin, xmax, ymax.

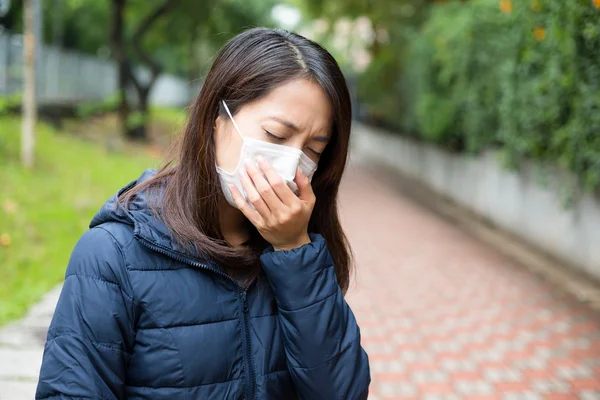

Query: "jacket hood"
<box><xmin>90</xmin><ymin>168</ymin><xmax>197</xmax><ymax>258</ymax></box>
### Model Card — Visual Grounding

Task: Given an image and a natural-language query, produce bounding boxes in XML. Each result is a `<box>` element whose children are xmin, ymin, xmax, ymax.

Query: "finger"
<box><xmin>296</xmin><ymin>167</ymin><xmax>315</xmax><ymax>203</ymax></box>
<box><xmin>228</xmin><ymin>184</ymin><xmax>264</xmax><ymax>226</ymax></box>
<box><xmin>256</xmin><ymin>156</ymin><xmax>297</xmax><ymax>206</ymax></box>
<box><xmin>239</xmin><ymin>168</ymin><xmax>271</xmax><ymax>217</ymax></box>
<box><xmin>245</xmin><ymin>159</ymin><xmax>285</xmax><ymax>214</ymax></box>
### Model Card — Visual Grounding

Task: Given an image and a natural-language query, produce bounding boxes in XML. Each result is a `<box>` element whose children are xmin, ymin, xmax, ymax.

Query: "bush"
<box><xmin>359</xmin><ymin>0</ymin><xmax>600</xmax><ymax>190</ymax></box>
<box><xmin>0</xmin><ymin>93</ymin><xmax>23</xmax><ymax>117</ymax></box>
<box><xmin>76</xmin><ymin>92</ymin><xmax>121</xmax><ymax>119</ymax></box>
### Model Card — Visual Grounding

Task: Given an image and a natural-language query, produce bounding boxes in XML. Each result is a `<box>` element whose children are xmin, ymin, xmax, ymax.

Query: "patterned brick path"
<box><xmin>340</xmin><ymin>165</ymin><xmax>600</xmax><ymax>400</ymax></box>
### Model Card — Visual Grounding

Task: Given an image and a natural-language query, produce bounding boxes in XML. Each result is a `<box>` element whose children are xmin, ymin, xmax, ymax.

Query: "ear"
<box><xmin>214</xmin><ymin>115</ymin><xmax>225</xmax><ymax>133</ymax></box>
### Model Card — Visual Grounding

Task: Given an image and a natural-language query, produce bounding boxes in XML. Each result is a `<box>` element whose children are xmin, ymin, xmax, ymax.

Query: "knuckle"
<box><xmin>255</xmin><ymin>221</ymin><xmax>265</xmax><ymax>230</ymax></box>
<box><xmin>290</xmin><ymin>204</ymin><xmax>302</xmax><ymax>215</ymax></box>
<box><xmin>271</xmin><ymin>179</ymin><xmax>284</xmax><ymax>189</ymax></box>
<box><xmin>258</xmin><ymin>185</ymin><xmax>271</xmax><ymax>196</ymax></box>
<box><xmin>278</xmin><ymin>212</ymin><xmax>291</xmax><ymax>224</ymax></box>
<box><xmin>248</xmin><ymin>194</ymin><xmax>261</xmax><ymax>204</ymax></box>
<box><xmin>262</xmin><ymin>220</ymin><xmax>274</xmax><ymax>230</ymax></box>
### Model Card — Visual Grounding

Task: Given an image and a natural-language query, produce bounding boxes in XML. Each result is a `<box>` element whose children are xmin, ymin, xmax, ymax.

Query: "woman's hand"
<box><xmin>229</xmin><ymin>156</ymin><xmax>315</xmax><ymax>251</ymax></box>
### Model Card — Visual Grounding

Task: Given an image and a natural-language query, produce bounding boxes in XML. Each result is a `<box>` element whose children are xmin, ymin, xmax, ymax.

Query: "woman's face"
<box><xmin>214</xmin><ymin>78</ymin><xmax>333</xmax><ymax>174</ymax></box>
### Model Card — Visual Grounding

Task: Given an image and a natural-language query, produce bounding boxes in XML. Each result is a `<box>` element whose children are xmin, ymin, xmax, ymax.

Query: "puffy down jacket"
<box><xmin>36</xmin><ymin>169</ymin><xmax>371</xmax><ymax>399</ymax></box>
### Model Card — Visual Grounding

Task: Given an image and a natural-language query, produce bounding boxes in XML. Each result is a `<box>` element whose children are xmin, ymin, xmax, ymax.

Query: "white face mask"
<box><xmin>216</xmin><ymin>100</ymin><xmax>319</xmax><ymax>209</ymax></box>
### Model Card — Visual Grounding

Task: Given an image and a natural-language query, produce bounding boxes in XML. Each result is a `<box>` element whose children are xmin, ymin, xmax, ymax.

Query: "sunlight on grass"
<box><xmin>0</xmin><ymin>116</ymin><xmax>157</xmax><ymax>326</ymax></box>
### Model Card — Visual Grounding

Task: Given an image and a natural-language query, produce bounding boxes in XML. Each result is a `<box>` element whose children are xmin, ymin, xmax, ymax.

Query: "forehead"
<box><xmin>245</xmin><ymin>79</ymin><xmax>333</xmax><ymax>135</ymax></box>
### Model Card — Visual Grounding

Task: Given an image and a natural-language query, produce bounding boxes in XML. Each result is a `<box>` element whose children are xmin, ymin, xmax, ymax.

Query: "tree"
<box><xmin>21</xmin><ymin>0</ymin><xmax>37</xmax><ymax>168</ymax></box>
<box><xmin>111</xmin><ymin>0</ymin><xmax>185</xmax><ymax>140</ymax></box>
<box><xmin>7</xmin><ymin>0</ymin><xmax>279</xmax><ymax>142</ymax></box>
<box><xmin>289</xmin><ymin>0</ymin><xmax>438</xmax><ymax>129</ymax></box>
<box><xmin>111</xmin><ymin>0</ymin><xmax>277</xmax><ymax>141</ymax></box>
<box><xmin>110</xmin><ymin>0</ymin><xmax>129</xmax><ymax>140</ymax></box>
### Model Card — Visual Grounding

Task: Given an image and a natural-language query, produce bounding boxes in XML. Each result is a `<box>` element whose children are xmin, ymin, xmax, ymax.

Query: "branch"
<box><xmin>131</xmin><ymin>0</ymin><xmax>179</xmax><ymax>88</ymax></box>
<box><xmin>109</xmin><ymin>1</ymin><xmax>142</xmax><ymax>97</ymax></box>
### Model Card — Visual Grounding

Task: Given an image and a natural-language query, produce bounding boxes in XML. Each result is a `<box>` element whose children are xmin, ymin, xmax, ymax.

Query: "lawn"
<box><xmin>0</xmin><ymin>116</ymin><xmax>161</xmax><ymax>326</ymax></box>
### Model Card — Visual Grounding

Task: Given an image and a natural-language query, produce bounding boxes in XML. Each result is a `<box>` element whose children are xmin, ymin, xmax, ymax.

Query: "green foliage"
<box><xmin>75</xmin><ymin>93</ymin><xmax>121</xmax><ymax>119</ymax></box>
<box><xmin>58</xmin><ymin>0</ymin><xmax>111</xmax><ymax>54</ymax></box>
<box><xmin>365</xmin><ymin>0</ymin><xmax>600</xmax><ymax>189</ymax></box>
<box><xmin>404</xmin><ymin>1</ymin><xmax>517</xmax><ymax>151</ymax></box>
<box><xmin>0</xmin><ymin>94</ymin><xmax>22</xmax><ymax>117</ymax></box>
<box><xmin>5</xmin><ymin>0</ymin><xmax>278</xmax><ymax>77</ymax></box>
<box><xmin>0</xmin><ymin>117</ymin><xmax>155</xmax><ymax>326</ymax></box>
<box><xmin>126</xmin><ymin>110</ymin><xmax>148</xmax><ymax>129</ymax></box>
<box><xmin>355</xmin><ymin>46</ymin><xmax>405</xmax><ymax>131</ymax></box>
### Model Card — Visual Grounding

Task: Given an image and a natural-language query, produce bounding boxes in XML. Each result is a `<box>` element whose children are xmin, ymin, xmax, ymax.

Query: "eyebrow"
<box><xmin>268</xmin><ymin>115</ymin><xmax>330</xmax><ymax>143</ymax></box>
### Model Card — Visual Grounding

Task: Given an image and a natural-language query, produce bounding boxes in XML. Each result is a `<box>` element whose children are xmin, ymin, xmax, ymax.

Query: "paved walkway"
<box><xmin>342</xmin><ymin>164</ymin><xmax>600</xmax><ymax>399</ymax></box>
<box><xmin>0</xmin><ymin>286</ymin><xmax>61</xmax><ymax>399</ymax></box>
<box><xmin>1</xmin><ymin>164</ymin><xmax>600</xmax><ymax>399</ymax></box>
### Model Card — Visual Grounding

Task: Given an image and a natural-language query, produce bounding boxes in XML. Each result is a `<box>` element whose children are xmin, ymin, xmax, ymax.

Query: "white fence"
<box><xmin>0</xmin><ymin>30</ymin><xmax>195</xmax><ymax>106</ymax></box>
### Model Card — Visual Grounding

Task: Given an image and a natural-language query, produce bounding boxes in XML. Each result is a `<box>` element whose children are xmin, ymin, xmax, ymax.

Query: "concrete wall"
<box><xmin>352</xmin><ymin>123</ymin><xmax>600</xmax><ymax>279</ymax></box>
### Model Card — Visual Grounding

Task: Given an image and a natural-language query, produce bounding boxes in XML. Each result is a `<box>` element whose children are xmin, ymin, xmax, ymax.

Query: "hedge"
<box><xmin>359</xmin><ymin>0</ymin><xmax>600</xmax><ymax>191</ymax></box>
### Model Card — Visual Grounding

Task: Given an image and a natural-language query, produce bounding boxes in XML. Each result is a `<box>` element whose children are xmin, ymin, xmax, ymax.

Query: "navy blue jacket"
<box><xmin>36</xmin><ymin>169</ymin><xmax>371</xmax><ymax>399</ymax></box>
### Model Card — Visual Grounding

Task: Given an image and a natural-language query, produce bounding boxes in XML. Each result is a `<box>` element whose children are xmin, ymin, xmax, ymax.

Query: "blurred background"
<box><xmin>1</xmin><ymin>0</ymin><xmax>600</xmax><ymax>398</ymax></box>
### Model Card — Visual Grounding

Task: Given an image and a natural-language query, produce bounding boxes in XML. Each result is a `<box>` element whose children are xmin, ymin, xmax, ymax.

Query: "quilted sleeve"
<box><xmin>36</xmin><ymin>227</ymin><xmax>136</xmax><ymax>400</ymax></box>
<box><xmin>260</xmin><ymin>233</ymin><xmax>371</xmax><ymax>400</ymax></box>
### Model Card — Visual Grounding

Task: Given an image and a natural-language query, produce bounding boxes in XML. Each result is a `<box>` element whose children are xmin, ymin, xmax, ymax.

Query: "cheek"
<box><xmin>214</xmin><ymin>128</ymin><xmax>243</xmax><ymax>174</ymax></box>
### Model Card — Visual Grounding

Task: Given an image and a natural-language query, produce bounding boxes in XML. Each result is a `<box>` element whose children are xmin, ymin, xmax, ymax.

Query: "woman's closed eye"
<box><xmin>306</xmin><ymin>148</ymin><xmax>322</xmax><ymax>157</ymax></box>
<box><xmin>264</xmin><ymin>130</ymin><xmax>322</xmax><ymax>158</ymax></box>
<box><xmin>264</xmin><ymin>130</ymin><xmax>285</xmax><ymax>142</ymax></box>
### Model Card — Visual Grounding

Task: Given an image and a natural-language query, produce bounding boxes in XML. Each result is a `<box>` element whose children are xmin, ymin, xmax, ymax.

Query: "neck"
<box><xmin>219</xmin><ymin>200</ymin><xmax>249</xmax><ymax>247</ymax></box>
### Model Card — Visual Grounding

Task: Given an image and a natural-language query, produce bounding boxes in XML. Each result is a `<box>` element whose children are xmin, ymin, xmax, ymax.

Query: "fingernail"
<box><xmin>228</xmin><ymin>184</ymin><xmax>235</xmax><ymax>191</ymax></box>
<box><xmin>256</xmin><ymin>156</ymin><xmax>266</xmax><ymax>165</ymax></box>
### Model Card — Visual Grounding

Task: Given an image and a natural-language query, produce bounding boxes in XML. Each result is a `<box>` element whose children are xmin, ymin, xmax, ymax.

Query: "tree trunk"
<box><xmin>111</xmin><ymin>0</ymin><xmax>176</xmax><ymax>142</ymax></box>
<box><xmin>21</xmin><ymin>0</ymin><xmax>36</xmax><ymax>168</ymax></box>
<box><xmin>125</xmin><ymin>0</ymin><xmax>178</xmax><ymax>141</ymax></box>
<box><xmin>117</xmin><ymin>60</ymin><xmax>130</xmax><ymax>137</ymax></box>
<box><xmin>127</xmin><ymin>87</ymin><xmax>150</xmax><ymax>141</ymax></box>
<box><xmin>110</xmin><ymin>0</ymin><xmax>131</xmax><ymax>138</ymax></box>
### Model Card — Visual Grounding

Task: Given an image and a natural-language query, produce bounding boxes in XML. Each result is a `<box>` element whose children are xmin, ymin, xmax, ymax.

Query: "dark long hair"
<box><xmin>121</xmin><ymin>27</ymin><xmax>354</xmax><ymax>293</ymax></box>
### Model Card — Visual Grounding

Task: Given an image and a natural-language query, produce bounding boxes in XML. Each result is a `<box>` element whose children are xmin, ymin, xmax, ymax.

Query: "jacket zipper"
<box><xmin>134</xmin><ymin>233</ymin><xmax>257</xmax><ymax>399</ymax></box>
<box><xmin>134</xmin><ymin>233</ymin><xmax>233</xmax><ymax>281</ymax></box>
<box><xmin>240</xmin><ymin>290</ymin><xmax>255</xmax><ymax>400</ymax></box>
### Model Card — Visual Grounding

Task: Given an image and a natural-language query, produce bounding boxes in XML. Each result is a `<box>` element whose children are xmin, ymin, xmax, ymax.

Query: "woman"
<box><xmin>36</xmin><ymin>27</ymin><xmax>370</xmax><ymax>400</ymax></box>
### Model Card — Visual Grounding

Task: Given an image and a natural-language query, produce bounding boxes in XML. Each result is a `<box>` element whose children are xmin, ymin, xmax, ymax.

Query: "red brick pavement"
<box><xmin>340</xmin><ymin>165</ymin><xmax>600</xmax><ymax>400</ymax></box>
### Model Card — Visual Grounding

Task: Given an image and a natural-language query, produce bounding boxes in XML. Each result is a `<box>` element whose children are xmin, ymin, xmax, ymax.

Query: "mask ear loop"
<box><xmin>221</xmin><ymin>100</ymin><xmax>244</xmax><ymax>140</ymax></box>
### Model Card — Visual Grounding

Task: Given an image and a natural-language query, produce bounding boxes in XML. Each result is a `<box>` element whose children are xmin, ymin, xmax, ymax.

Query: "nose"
<box><xmin>286</xmin><ymin>136</ymin><xmax>310</xmax><ymax>152</ymax></box>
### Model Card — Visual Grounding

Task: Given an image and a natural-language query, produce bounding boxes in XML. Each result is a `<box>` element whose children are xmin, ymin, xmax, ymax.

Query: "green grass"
<box><xmin>0</xmin><ymin>116</ymin><xmax>157</xmax><ymax>326</ymax></box>
<box><xmin>151</xmin><ymin>106</ymin><xmax>188</xmax><ymax>129</ymax></box>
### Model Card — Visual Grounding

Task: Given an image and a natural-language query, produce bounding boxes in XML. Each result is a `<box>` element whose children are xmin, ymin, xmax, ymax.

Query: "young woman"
<box><xmin>36</xmin><ymin>27</ymin><xmax>370</xmax><ymax>400</ymax></box>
